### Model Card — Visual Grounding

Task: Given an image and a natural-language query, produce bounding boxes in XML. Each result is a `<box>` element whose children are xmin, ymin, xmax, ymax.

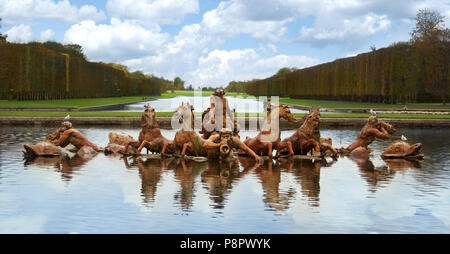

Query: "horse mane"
<box><xmin>141</xmin><ymin>109</ymin><xmax>158</xmax><ymax>129</ymax></box>
<box><xmin>299</xmin><ymin>113</ymin><xmax>318</xmax><ymax>136</ymax></box>
<box><xmin>174</xmin><ymin>102</ymin><xmax>195</xmax><ymax>131</ymax></box>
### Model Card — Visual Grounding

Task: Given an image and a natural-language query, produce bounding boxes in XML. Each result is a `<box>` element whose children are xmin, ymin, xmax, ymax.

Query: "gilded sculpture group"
<box><xmin>24</xmin><ymin>89</ymin><xmax>424</xmax><ymax>162</ymax></box>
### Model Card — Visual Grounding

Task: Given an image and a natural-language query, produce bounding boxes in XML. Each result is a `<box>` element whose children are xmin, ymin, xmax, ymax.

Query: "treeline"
<box><xmin>226</xmin><ymin>81</ymin><xmax>248</xmax><ymax>93</ymax></box>
<box><xmin>231</xmin><ymin>9</ymin><xmax>449</xmax><ymax>104</ymax></box>
<box><xmin>0</xmin><ymin>43</ymin><xmax>170</xmax><ymax>100</ymax></box>
<box><xmin>247</xmin><ymin>43</ymin><xmax>436</xmax><ymax>103</ymax></box>
<box><xmin>27</xmin><ymin>41</ymin><xmax>87</xmax><ymax>60</ymax></box>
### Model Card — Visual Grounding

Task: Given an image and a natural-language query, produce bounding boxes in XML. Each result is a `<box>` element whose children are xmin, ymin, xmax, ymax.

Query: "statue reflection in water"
<box><xmin>347</xmin><ymin>154</ymin><xmax>422</xmax><ymax>191</ymax></box>
<box><xmin>201</xmin><ymin>157</ymin><xmax>255</xmax><ymax>210</ymax></box>
<box><xmin>172</xmin><ymin>159</ymin><xmax>205</xmax><ymax>211</ymax></box>
<box><xmin>122</xmin><ymin>155</ymin><xmax>254</xmax><ymax>210</ymax></box>
<box><xmin>123</xmin><ymin>156</ymin><xmax>167</xmax><ymax>205</ymax></box>
<box><xmin>347</xmin><ymin>155</ymin><xmax>390</xmax><ymax>191</ymax></box>
<box><xmin>23</xmin><ymin>151</ymin><xmax>98</xmax><ymax>181</ymax></box>
<box><xmin>282</xmin><ymin>159</ymin><xmax>323</xmax><ymax>208</ymax></box>
<box><xmin>239</xmin><ymin>157</ymin><xmax>325</xmax><ymax>210</ymax></box>
<box><xmin>123</xmin><ymin>155</ymin><xmax>331</xmax><ymax>210</ymax></box>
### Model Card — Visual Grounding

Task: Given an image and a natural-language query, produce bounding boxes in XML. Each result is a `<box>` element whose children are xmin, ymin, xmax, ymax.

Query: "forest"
<box><xmin>0</xmin><ymin>42</ymin><xmax>170</xmax><ymax>100</ymax></box>
<box><xmin>228</xmin><ymin>9</ymin><xmax>450</xmax><ymax>104</ymax></box>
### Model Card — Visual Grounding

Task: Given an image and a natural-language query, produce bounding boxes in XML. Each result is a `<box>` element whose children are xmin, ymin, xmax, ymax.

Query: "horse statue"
<box><xmin>171</xmin><ymin>102</ymin><xmax>208</xmax><ymax>157</ymax></box>
<box><xmin>276</xmin><ymin>107</ymin><xmax>329</xmax><ymax>157</ymax></box>
<box><xmin>104</xmin><ymin>132</ymin><xmax>136</xmax><ymax>154</ymax></box>
<box><xmin>240</xmin><ymin>104</ymin><xmax>297</xmax><ymax>157</ymax></box>
<box><xmin>122</xmin><ymin>104</ymin><xmax>174</xmax><ymax>155</ymax></box>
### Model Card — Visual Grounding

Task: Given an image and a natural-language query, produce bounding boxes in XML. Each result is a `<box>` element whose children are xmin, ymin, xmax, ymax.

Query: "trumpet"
<box><xmin>219</xmin><ymin>140</ymin><xmax>231</xmax><ymax>156</ymax></box>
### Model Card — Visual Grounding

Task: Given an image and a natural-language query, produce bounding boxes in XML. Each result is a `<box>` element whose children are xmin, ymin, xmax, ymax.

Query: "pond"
<box><xmin>117</xmin><ymin>96</ymin><xmax>310</xmax><ymax>114</ymax></box>
<box><xmin>0</xmin><ymin>126</ymin><xmax>449</xmax><ymax>233</ymax></box>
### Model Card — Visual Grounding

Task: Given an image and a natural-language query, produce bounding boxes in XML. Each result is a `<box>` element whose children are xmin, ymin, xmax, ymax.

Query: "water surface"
<box><xmin>0</xmin><ymin>126</ymin><xmax>449</xmax><ymax>233</ymax></box>
<box><xmin>119</xmin><ymin>96</ymin><xmax>309</xmax><ymax>114</ymax></box>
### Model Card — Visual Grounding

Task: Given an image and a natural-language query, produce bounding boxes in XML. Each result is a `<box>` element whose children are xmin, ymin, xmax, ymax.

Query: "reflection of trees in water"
<box><xmin>201</xmin><ymin>158</ymin><xmax>250</xmax><ymax>210</ymax></box>
<box><xmin>24</xmin><ymin>153</ymin><xmax>97</xmax><ymax>181</ymax></box>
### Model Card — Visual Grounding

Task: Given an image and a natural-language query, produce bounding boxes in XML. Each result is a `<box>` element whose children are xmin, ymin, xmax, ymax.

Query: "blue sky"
<box><xmin>1</xmin><ymin>0</ymin><xmax>449</xmax><ymax>87</ymax></box>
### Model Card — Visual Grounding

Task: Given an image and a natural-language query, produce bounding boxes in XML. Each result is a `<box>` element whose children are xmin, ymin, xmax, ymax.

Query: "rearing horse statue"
<box><xmin>123</xmin><ymin>104</ymin><xmax>173</xmax><ymax>155</ymax></box>
<box><xmin>170</xmin><ymin>102</ymin><xmax>208</xmax><ymax>157</ymax></box>
<box><xmin>241</xmin><ymin>104</ymin><xmax>297</xmax><ymax>157</ymax></box>
<box><xmin>277</xmin><ymin>107</ymin><xmax>322</xmax><ymax>157</ymax></box>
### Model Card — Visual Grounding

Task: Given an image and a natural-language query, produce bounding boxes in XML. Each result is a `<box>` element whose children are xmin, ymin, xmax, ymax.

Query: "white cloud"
<box><xmin>292</xmin><ymin>0</ymin><xmax>450</xmax><ymax>48</ymax></box>
<box><xmin>64</xmin><ymin>18</ymin><xmax>170</xmax><ymax>62</ymax></box>
<box><xmin>106</xmin><ymin>0</ymin><xmax>199</xmax><ymax>25</ymax></box>
<box><xmin>122</xmin><ymin>46</ymin><xmax>319</xmax><ymax>87</ymax></box>
<box><xmin>39</xmin><ymin>29</ymin><xmax>54</xmax><ymax>41</ymax></box>
<box><xmin>188</xmin><ymin>48</ymin><xmax>320</xmax><ymax>86</ymax></box>
<box><xmin>5</xmin><ymin>24</ymin><xmax>33</xmax><ymax>43</ymax></box>
<box><xmin>0</xmin><ymin>0</ymin><xmax>106</xmax><ymax>25</ymax></box>
<box><xmin>122</xmin><ymin>23</ymin><xmax>225</xmax><ymax>81</ymax></box>
<box><xmin>53</xmin><ymin>0</ymin><xmax>450</xmax><ymax>88</ymax></box>
<box><xmin>297</xmin><ymin>13</ymin><xmax>391</xmax><ymax>48</ymax></box>
<box><xmin>266</xmin><ymin>43</ymin><xmax>278</xmax><ymax>53</ymax></box>
<box><xmin>200</xmin><ymin>0</ymin><xmax>292</xmax><ymax>42</ymax></box>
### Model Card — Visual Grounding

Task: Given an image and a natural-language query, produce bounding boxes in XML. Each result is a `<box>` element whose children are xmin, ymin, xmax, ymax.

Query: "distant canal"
<box><xmin>1</xmin><ymin>125</ymin><xmax>449</xmax><ymax>233</ymax></box>
<box><xmin>116</xmin><ymin>96</ymin><xmax>310</xmax><ymax>113</ymax></box>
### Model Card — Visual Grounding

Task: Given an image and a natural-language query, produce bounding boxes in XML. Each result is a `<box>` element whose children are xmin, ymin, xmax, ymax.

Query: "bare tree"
<box><xmin>411</xmin><ymin>9</ymin><xmax>450</xmax><ymax>105</ymax></box>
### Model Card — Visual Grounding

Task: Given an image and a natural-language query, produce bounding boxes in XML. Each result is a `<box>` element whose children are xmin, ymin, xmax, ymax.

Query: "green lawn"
<box><xmin>1</xmin><ymin>111</ymin><xmax>449</xmax><ymax>119</ymax></box>
<box><xmin>0</xmin><ymin>90</ymin><xmax>448</xmax><ymax>112</ymax></box>
<box><xmin>0</xmin><ymin>96</ymin><xmax>156</xmax><ymax>108</ymax></box>
<box><xmin>0</xmin><ymin>90</ymin><xmax>250</xmax><ymax>108</ymax></box>
<box><xmin>157</xmin><ymin>92</ymin><xmax>450</xmax><ymax>110</ymax></box>
<box><xmin>160</xmin><ymin>90</ymin><xmax>249</xmax><ymax>98</ymax></box>
<box><xmin>277</xmin><ymin>97</ymin><xmax>450</xmax><ymax>110</ymax></box>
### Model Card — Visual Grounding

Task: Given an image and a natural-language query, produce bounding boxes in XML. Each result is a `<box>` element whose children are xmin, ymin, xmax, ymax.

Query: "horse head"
<box><xmin>278</xmin><ymin>104</ymin><xmax>297</xmax><ymax>124</ymax></box>
<box><xmin>174</xmin><ymin>102</ymin><xmax>195</xmax><ymax>130</ymax></box>
<box><xmin>300</xmin><ymin>107</ymin><xmax>320</xmax><ymax>135</ymax></box>
<box><xmin>141</xmin><ymin>104</ymin><xmax>157</xmax><ymax>128</ymax></box>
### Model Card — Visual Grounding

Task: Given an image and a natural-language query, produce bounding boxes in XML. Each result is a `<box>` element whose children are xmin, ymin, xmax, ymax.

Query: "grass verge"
<box><xmin>0</xmin><ymin>111</ymin><xmax>449</xmax><ymax>119</ymax></box>
<box><xmin>0</xmin><ymin>90</ymin><xmax>251</xmax><ymax>108</ymax></box>
<box><xmin>277</xmin><ymin>97</ymin><xmax>450</xmax><ymax>110</ymax></box>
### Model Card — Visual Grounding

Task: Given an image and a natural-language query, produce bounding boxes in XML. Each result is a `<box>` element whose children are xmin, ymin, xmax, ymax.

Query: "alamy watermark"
<box><xmin>169</xmin><ymin>89</ymin><xmax>282</xmax><ymax>142</ymax></box>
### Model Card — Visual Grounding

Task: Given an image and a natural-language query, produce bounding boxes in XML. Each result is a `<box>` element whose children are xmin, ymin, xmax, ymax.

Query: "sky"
<box><xmin>1</xmin><ymin>0</ymin><xmax>449</xmax><ymax>88</ymax></box>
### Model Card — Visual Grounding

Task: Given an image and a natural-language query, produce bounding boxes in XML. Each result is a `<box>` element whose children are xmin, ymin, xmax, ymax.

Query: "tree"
<box><xmin>27</xmin><ymin>41</ymin><xmax>87</xmax><ymax>60</ymax></box>
<box><xmin>273</xmin><ymin>67</ymin><xmax>293</xmax><ymax>77</ymax></box>
<box><xmin>174</xmin><ymin>76</ymin><xmax>185</xmax><ymax>90</ymax></box>
<box><xmin>411</xmin><ymin>9</ymin><xmax>450</xmax><ymax>105</ymax></box>
<box><xmin>0</xmin><ymin>18</ymin><xmax>7</xmax><ymax>43</ymax></box>
<box><xmin>64</xmin><ymin>44</ymin><xmax>87</xmax><ymax>60</ymax></box>
<box><xmin>107</xmin><ymin>62</ymin><xmax>129</xmax><ymax>72</ymax></box>
<box><xmin>411</xmin><ymin>9</ymin><xmax>446</xmax><ymax>44</ymax></box>
<box><xmin>130</xmin><ymin>70</ymin><xmax>146</xmax><ymax>78</ymax></box>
